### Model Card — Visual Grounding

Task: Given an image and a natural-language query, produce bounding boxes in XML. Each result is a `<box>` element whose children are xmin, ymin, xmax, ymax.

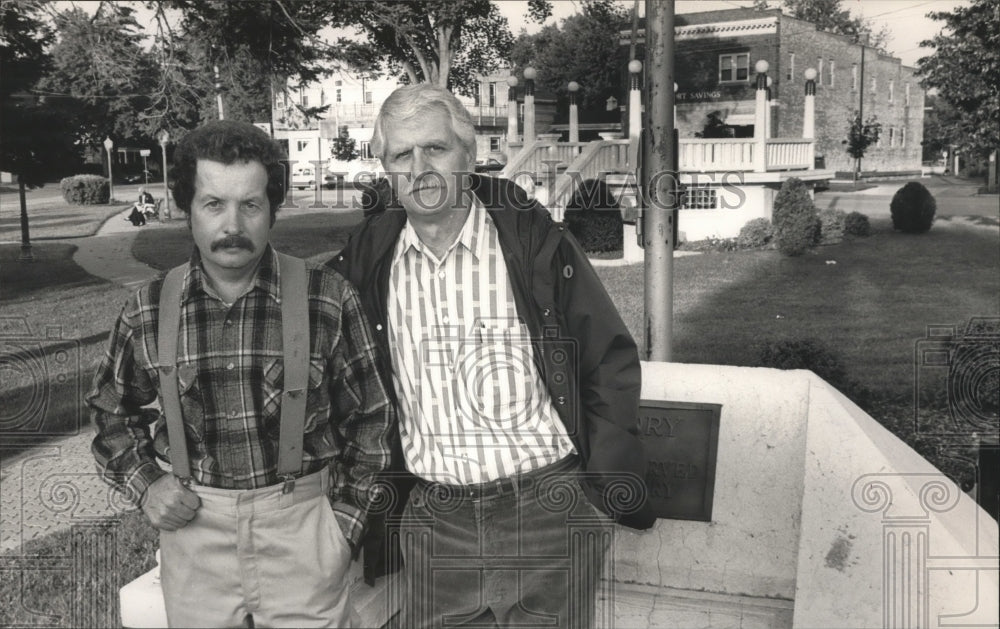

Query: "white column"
<box><xmin>754</xmin><ymin>60</ymin><xmax>769</xmax><ymax>173</ymax></box>
<box><xmin>506</xmin><ymin>75</ymin><xmax>519</xmax><ymax>146</ymax></box>
<box><xmin>523</xmin><ymin>66</ymin><xmax>537</xmax><ymax>145</ymax></box>
<box><xmin>628</xmin><ymin>60</ymin><xmax>643</xmax><ymax>143</ymax></box>
<box><xmin>803</xmin><ymin>68</ymin><xmax>817</xmax><ymax>139</ymax></box>
<box><xmin>568</xmin><ymin>81</ymin><xmax>580</xmax><ymax>144</ymax></box>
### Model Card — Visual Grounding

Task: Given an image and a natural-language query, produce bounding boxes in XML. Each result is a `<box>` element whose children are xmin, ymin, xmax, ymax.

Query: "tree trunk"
<box><xmin>18</xmin><ymin>176</ymin><xmax>34</xmax><ymax>262</ymax></box>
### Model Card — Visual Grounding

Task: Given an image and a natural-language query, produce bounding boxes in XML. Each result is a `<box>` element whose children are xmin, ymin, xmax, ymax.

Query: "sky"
<box><xmin>494</xmin><ymin>0</ymin><xmax>972</xmax><ymax>67</ymax></box>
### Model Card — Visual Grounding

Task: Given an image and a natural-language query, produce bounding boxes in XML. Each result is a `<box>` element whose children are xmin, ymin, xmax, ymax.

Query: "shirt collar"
<box><xmin>183</xmin><ymin>244</ymin><xmax>280</xmax><ymax>305</ymax></box>
<box><xmin>393</xmin><ymin>198</ymin><xmax>486</xmax><ymax>267</ymax></box>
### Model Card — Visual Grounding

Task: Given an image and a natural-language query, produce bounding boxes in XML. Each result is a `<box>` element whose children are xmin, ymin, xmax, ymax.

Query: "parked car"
<box><xmin>291</xmin><ymin>165</ymin><xmax>316</xmax><ymax>190</ymax></box>
<box><xmin>324</xmin><ymin>159</ymin><xmax>385</xmax><ymax>188</ymax></box>
<box><xmin>474</xmin><ymin>157</ymin><xmax>505</xmax><ymax>173</ymax></box>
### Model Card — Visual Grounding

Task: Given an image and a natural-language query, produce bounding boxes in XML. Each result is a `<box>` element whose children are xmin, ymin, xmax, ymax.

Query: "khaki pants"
<box><xmin>159</xmin><ymin>470</ymin><xmax>354</xmax><ymax>628</ymax></box>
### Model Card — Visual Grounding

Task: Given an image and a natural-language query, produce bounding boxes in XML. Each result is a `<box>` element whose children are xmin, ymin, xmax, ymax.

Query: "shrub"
<box><xmin>737</xmin><ymin>217</ymin><xmax>774</xmax><ymax>249</ymax></box>
<box><xmin>844</xmin><ymin>211</ymin><xmax>871</xmax><ymax>237</ymax></box>
<box><xmin>757</xmin><ymin>338</ymin><xmax>850</xmax><ymax>392</ymax></box>
<box><xmin>60</xmin><ymin>175</ymin><xmax>110</xmax><ymax>205</ymax></box>
<box><xmin>564</xmin><ymin>179</ymin><xmax>623</xmax><ymax>252</ymax></box>
<box><xmin>890</xmin><ymin>181</ymin><xmax>936</xmax><ymax>233</ymax></box>
<box><xmin>771</xmin><ymin>177</ymin><xmax>819</xmax><ymax>256</ymax></box>
<box><xmin>817</xmin><ymin>208</ymin><xmax>847</xmax><ymax>244</ymax></box>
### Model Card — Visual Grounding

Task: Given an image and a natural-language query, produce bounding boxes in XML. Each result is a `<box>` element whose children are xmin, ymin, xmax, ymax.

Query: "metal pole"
<box><xmin>643</xmin><ymin>0</ymin><xmax>676</xmax><ymax>362</ymax></box>
<box><xmin>160</xmin><ymin>138</ymin><xmax>170</xmax><ymax>221</ymax></box>
<box><xmin>857</xmin><ymin>42</ymin><xmax>865</xmax><ymax>181</ymax></box>
<box><xmin>17</xmin><ymin>177</ymin><xmax>33</xmax><ymax>262</ymax></box>
<box><xmin>213</xmin><ymin>62</ymin><xmax>225</xmax><ymax>120</ymax></box>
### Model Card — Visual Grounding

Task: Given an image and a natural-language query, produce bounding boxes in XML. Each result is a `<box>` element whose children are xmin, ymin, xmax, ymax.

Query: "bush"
<box><xmin>757</xmin><ymin>338</ymin><xmax>850</xmax><ymax>392</ymax></box>
<box><xmin>844</xmin><ymin>211</ymin><xmax>871</xmax><ymax>237</ymax></box>
<box><xmin>737</xmin><ymin>217</ymin><xmax>774</xmax><ymax>249</ymax></box>
<box><xmin>890</xmin><ymin>181</ymin><xmax>936</xmax><ymax>233</ymax></box>
<box><xmin>60</xmin><ymin>175</ymin><xmax>110</xmax><ymax>205</ymax></box>
<box><xmin>817</xmin><ymin>208</ymin><xmax>847</xmax><ymax>244</ymax></box>
<box><xmin>771</xmin><ymin>177</ymin><xmax>819</xmax><ymax>256</ymax></box>
<box><xmin>564</xmin><ymin>179</ymin><xmax>623</xmax><ymax>252</ymax></box>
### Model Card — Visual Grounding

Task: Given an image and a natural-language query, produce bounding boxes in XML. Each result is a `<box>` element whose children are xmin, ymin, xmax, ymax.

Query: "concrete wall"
<box><xmin>610</xmin><ymin>362</ymin><xmax>1000</xmax><ymax>628</ymax></box>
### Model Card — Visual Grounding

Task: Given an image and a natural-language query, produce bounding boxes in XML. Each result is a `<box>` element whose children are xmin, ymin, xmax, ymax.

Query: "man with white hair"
<box><xmin>329</xmin><ymin>83</ymin><xmax>654</xmax><ymax>628</ymax></box>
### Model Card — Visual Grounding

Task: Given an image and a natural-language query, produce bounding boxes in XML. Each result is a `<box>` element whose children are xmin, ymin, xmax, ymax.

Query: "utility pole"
<box><xmin>643</xmin><ymin>0</ymin><xmax>676</xmax><ymax>361</ymax></box>
<box><xmin>857</xmin><ymin>37</ymin><xmax>866</xmax><ymax>181</ymax></box>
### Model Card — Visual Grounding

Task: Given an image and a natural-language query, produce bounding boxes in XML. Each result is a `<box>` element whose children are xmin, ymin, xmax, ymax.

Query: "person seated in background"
<box><xmin>127</xmin><ymin>204</ymin><xmax>146</xmax><ymax>226</ymax></box>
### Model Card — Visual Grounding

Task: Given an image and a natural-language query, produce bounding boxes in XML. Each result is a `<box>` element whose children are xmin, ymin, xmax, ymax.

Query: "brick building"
<box><xmin>626</xmin><ymin>8</ymin><xmax>924</xmax><ymax>176</ymax></box>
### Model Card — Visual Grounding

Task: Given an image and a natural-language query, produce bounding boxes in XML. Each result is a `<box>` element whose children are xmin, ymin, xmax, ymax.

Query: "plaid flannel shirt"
<box><xmin>88</xmin><ymin>246</ymin><xmax>394</xmax><ymax>547</ymax></box>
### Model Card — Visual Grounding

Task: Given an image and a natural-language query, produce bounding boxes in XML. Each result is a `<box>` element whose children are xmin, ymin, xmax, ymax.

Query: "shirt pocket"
<box><xmin>173</xmin><ymin>362</ymin><xmax>205</xmax><ymax>442</ymax></box>
<box><xmin>262</xmin><ymin>357</ymin><xmax>329</xmax><ymax>435</ymax></box>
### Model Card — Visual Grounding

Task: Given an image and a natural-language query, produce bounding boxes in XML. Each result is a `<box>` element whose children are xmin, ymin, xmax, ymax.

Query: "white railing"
<box><xmin>678</xmin><ymin>139</ymin><xmax>757</xmax><ymax>172</ymax></box>
<box><xmin>765</xmin><ymin>139</ymin><xmax>815</xmax><ymax>170</ymax></box>
<box><xmin>547</xmin><ymin>140</ymin><xmax>636</xmax><ymax>218</ymax></box>
<box><xmin>678</xmin><ymin>138</ymin><xmax>815</xmax><ymax>172</ymax></box>
<box><xmin>501</xmin><ymin>140</ymin><xmax>589</xmax><ymax>181</ymax></box>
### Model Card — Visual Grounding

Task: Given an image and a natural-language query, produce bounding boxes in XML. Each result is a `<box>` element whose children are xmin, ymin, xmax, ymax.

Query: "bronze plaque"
<box><xmin>639</xmin><ymin>400</ymin><xmax>721</xmax><ymax>522</ymax></box>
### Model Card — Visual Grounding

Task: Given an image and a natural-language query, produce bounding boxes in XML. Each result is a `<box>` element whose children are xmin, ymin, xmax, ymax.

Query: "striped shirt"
<box><xmin>88</xmin><ymin>246</ymin><xmax>394</xmax><ymax>546</ymax></box>
<box><xmin>387</xmin><ymin>204</ymin><xmax>574</xmax><ymax>484</ymax></box>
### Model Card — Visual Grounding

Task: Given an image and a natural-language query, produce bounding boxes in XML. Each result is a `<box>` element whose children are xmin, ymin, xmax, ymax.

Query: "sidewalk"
<box><xmin>1</xmin><ymin>208</ymin><xmax>161</xmax><ymax>554</ymax></box>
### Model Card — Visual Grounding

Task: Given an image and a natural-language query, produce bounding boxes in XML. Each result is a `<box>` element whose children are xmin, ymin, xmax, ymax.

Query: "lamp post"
<box><xmin>765</xmin><ymin>75</ymin><xmax>773</xmax><ymax>139</ymax></box>
<box><xmin>103</xmin><ymin>137</ymin><xmax>115</xmax><ymax>204</ymax></box>
<box><xmin>568</xmin><ymin>81</ymin><xmax>580</xmax><ymax>143</ymax></box>
<box><xmin>803</xmin><ymin>68</ymin><xmax>817</xmax><ymax>140</ymax></box>
<box><xmin>158</xmin><ymin>130</ymin><xmax>170</xmax><ymax>221</ymax></box>
<box><xmin>628</xmin><ymin>60</ymin><xmax>642</xmax><ymax>143</ymax></box>
<box><xmin>753</xmin><ymin>60</ymin><xmax>768</xmax><ymax>173</ymax></box>
<box><xmin>523</xmin><ymin>66</ymin><xmax>536</xmax><ymax>145</ymax></box>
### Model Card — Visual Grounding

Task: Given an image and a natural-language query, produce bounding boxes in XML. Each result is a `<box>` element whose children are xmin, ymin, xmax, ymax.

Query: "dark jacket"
<box><xmin>327</xmin><ymin>175</ymin><xmax>654</xmax><ymax>578</ymax></box>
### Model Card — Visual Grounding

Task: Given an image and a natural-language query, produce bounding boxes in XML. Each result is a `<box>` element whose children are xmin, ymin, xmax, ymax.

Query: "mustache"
<box><xmin>211</xmin><ymin>235</ymin><xmax>254</xmax><ymax>252</ymax></box>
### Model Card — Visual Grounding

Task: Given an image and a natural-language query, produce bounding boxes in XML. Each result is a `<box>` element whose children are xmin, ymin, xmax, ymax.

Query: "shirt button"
<box><xmin>438</xmin><ymin>271</ymin><xmax>445</xmax><ymax>279</ymax></box>
<box><xmin>557</xmin><ymin>396</ymin><xmax>567</xmax><ymax>405</ymax></box>
<box><xmin>376</xmin><ymin>324</ymin><xmax>383</xmax><ymax>331</ymax></box>
<box><xmin>543</xmin><ymin>308</ymin><xmax>551</xmax><ymax>316</ymax></box>
<box><xmin>442</xmin><ymin>315</ymin><xmax>449</xmax><ymax>323</ymax></box>
<box><xmin>226</xmin><ymin>362</ymin><xmax>235</xmax><ymax>370</ymax></box>
<box><xmin>225</xmin><ymin>319</ymin><xmax>233</xmax><ymax>326</ymax></box>
<box><xmin>230</xmin><ymin>410</ymin><xmax>239</xmax><ymax>418</ymax></box>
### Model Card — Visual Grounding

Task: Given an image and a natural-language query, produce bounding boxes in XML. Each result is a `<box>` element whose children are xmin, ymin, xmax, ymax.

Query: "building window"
<box><xmin>681</xmin><ymin>185</ymin><xmax>719</xmax><ymax>210</ymax></box>
<box><xmin>828</xmin><ymin>60</ymin><xmax>835</xmax><ymax>87</ymax></box>
<box><xmin>488</xmin><ymin>82</ymin><xmax>497</xmax><ymax>108</ymax></box>
<box><xmin>360</xmin><ymin>141</ymin><xmax>372</xmax><ymax>159</ymax></box>
<box><xmin>719</xmin><ymin>53</ymin><xmax>750</xmax><ymax>82</ymax></box>
<box><xmin>905</xmin><ymin>83</ymin><xmax>911</xmax><ymax>106</ymax></box>
<box><xmin>320</xmin><ymin>89</ymin><xmax>326</xmax><ymax>106</ymax></box>
<box><xmin>296</xmin><ymin>140</ymin><xmax>309</xmax><ymax>152</ymax></box>
<box><xmin>871</xmin><ymin>76</ymin><xmax>877</xmax><ymax>93</ymax></box>
<box><xmin>889</xmin><ymin>80</ymin><xmax>894</xmax><ymax>103</ymax></box>
<box><xmin>301</xmin><ymin>94</ymin><xmax>309</xmax><ymax>108</ymax></box>
<box><xmin>787</xmin><ymin>52</ymin><xmax>795</xmax><ymax>81</ymax></box>
<box><xmin>335</xmin><ymin>80</ymin><xmax>342</xmax><ymax>87</ymax></box>
<box><xmin>817</xmin><ymin>58</ymin><xmax>823</xmax><ymax>87</ymax></box>
<box><xmin>901</xmin><ymin>127</ymin><xmax>906</xmax><ymax>147</ymax></box>
<box><xmin>364</xmin><ymin>91</ymin><xmax>373</xmax><ymax>105</ymax></box>
<box><xmin>888</xmin><ymin>127</ymin><xmax>895</xmax><ymax>147</ymax></box>
<box><xmin>489</xmin><ymin>136</ymin><xmax>501</xmax><ymax>152</ymax></box>
<box><xmin>336</xmin><ymin>88</ymin><xmax>341</xmax><ymax>103</ymax></box>
<box><xmin>852</xmin><ymin>64</ymin><xmax>858</xmax><ymax>90</ymax></box>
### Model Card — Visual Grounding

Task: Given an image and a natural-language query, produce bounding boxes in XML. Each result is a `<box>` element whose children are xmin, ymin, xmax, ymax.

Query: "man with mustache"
<box><xmin>89</xmin><ymin>120</ymin><xmax>394</xmax><ymax>627</ymax></box>
<box><xmin>328</xmin><ymin>84</ymin><xmax>654</xmax><ymax>629</ymax></box>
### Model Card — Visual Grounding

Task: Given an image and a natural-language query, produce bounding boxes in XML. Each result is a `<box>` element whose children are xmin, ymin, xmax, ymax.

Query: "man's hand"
<box><xmin>141</xmin><ymin>474</ymin><xmax>201</xmax><ymax>531</ymax></box>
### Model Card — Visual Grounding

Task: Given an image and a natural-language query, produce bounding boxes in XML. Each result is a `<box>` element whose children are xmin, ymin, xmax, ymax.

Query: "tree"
<box><xmin>510</xmin><ymin>0</ymin><xmax>629</xmax><ymax>118</ymax></box>
<box><xmin>844</xmin><ymin>111</ymin><xmax>881</xmax><ymax>180</ymax></box>
<box><xmin>328</xmin><ymin>0</ymin><xmax>546</xmax><ymax>96</ymax></box>
<box><xmin>0</xmin><ymin>0</ymin><xmax>77</xmax><ymax>261</ymax></box>
<box><xmin>37</xmin><ymin>3</ymin><xmax>159</xmax><ymax>150</ymax></box>
<box><xmin>330</xmin><ymin>126</ymin><xmax>359</xmax><ymax>162</ymax></box>
<box><xmin>917</xmin><ymin>0</ymin><xmax>1000</xmax><ymax>160</ymax></box>
<box><xmin>781</xmin><ymin>0</ymin><xmax>890</xmax><ymax>51</ymax></box>
<box><xmin>921</xmin><ymin>95</ymin><xmax>964</xmax><ymax>163</ymax></box>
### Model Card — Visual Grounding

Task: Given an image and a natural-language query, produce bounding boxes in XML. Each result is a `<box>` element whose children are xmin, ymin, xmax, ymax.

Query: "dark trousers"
<box><xmin>397</xmin><ymin>457</ymin><xmax>613</xmax><ymax>629</ymax></box>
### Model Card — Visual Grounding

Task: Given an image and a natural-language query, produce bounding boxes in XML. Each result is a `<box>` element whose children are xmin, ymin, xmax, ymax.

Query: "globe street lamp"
<box><xmin>103</xmin><ymin>137</ymin><xmax>115</xmax><ymax>204</ymax></box>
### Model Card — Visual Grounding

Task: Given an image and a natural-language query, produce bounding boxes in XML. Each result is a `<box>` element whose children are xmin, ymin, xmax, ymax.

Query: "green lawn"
<box><xmin>0</xmin><ymin>199</ymin><xmax>130</xmax><ymax>240</ymax></box>
<box><xmin>599</xmin><ymin>217</ymin><xmax>999</xmax><ymax>400</ymax></box>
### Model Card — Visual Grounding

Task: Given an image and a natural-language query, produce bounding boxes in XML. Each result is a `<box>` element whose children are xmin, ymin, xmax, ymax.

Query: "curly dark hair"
<box><xmin>169</xmin><ymin>120</ymin><xmax>287</xmax><ymax>223</ymax></box>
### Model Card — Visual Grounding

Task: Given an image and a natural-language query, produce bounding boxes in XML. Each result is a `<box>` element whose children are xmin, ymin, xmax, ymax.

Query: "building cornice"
<box><xmin>620</xmin><ymin>17</ymin><xmax>778</xmax><ymax>45</ymax></box>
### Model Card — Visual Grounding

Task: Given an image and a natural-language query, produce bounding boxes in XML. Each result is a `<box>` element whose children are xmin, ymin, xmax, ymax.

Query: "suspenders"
<box><xmin>157</xmin><ymin>252</ymin><xmax>309</xmax><ymax>493</ymax></box>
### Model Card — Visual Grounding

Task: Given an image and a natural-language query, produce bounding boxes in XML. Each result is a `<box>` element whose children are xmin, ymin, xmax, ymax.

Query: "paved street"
<box><xmin>816</xmin><ymin>175</ymin><xmax>999</xmax><ymax>220</ymax></box>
